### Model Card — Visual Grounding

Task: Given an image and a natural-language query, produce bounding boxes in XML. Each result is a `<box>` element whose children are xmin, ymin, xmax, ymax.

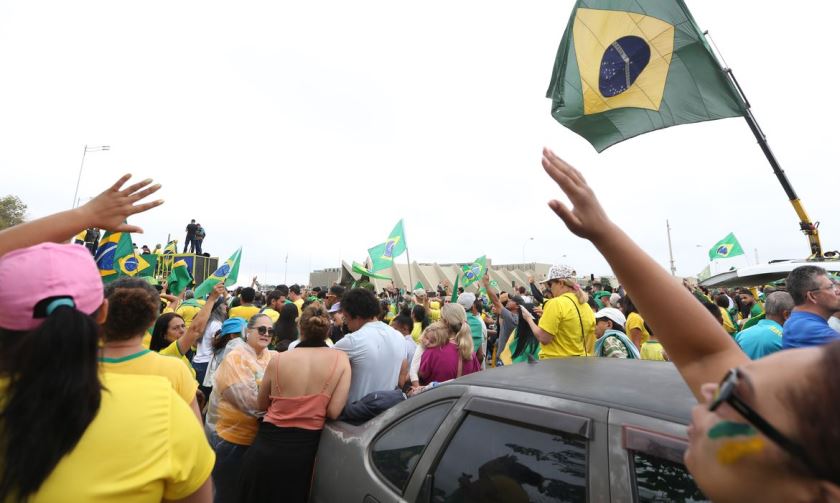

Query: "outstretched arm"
<box><xmin>0</xmin><ymin>174</ymin><xmax>163</xmax><ymax>257</ymax></box>
<box><xmin>176</xmin><ymin>283</ymin><xmax>225</xmax><ymax>355</ymax></box>
<box><xmin>540</xmin><ymin>148</ymin><xmax>746</xmax><ymax>400</ymax></box>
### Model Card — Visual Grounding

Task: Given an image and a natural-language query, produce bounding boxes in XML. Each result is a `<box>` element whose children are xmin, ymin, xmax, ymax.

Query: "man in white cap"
<box><xmin>458</xmin><ymin>291</ymin><xmax>487</xmax><ymax>368</ymax></box>
<box><xmin>593</xmin><ymin>307</ymin><xmax>639</xmax><ymax>358</ymax></box>
<box><xmin>520</xmin><ymin>264</ymin><xmax>596</xmax><ymax>358</ymax></box>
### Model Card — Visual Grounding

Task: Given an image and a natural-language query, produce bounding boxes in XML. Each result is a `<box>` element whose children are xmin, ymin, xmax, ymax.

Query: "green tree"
<box><xmin>0</xmin><ymin>195</ymin><xmax>27</xmax><ymax>230</ymax></box>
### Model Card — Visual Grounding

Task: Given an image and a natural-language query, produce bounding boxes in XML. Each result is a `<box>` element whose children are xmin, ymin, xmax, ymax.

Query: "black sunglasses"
<box><xmin>710</xmin><ymin>368</ymin><xmax>829</xmax><ymax>482</ymax></box>
<box><xmin>254</xmin><ymin>326</ymin><xmax>274</xmax><ymax>336</ymax></box>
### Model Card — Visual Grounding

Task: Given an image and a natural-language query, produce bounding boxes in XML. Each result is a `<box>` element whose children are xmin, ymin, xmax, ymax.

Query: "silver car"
<box><xmin>310</xmin><ymin>358</ymin><xmax>709</xmax><ymax>502</ymax></box>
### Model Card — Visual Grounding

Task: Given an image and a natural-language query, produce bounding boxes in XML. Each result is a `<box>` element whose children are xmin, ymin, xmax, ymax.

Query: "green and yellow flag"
<box><xmin>461</xmin><ymin>256</ymin><xmax>487</xmax><ymax>288</ymax></box>
<box><xmin>94</xmin><ymin>231</ymin><xmax>152</xmax><ymax>283</ymax></box>
<box><xmin>709</xmin><ymin>232</ymin><xmax>744</xmax><ymax>260</ymax></box>
<box><xmin>194</xmin><ymin>248</ymin><xmax>242</xmax><ymax>298</ymax></box>
<box><xmin>167</xmin><ymin>259</ymin><xmax>193</xmax><ymax>296</ymax></box>
<box><xmin>163</xmin><ymin>240</ymin><xmax>178</xmax><ymax>255</ymax></box>
<box><xmin>351</xmin><ymin>261</ymin><xmax>392</xmax><ymax>280</ymax></box>
<box><xmin>367</xmin><ymin>220</ymin><xmax>408</xmax><ymax>272</ymax></box>
<box><xmin>546</xmin><ymin>0</ymin><xmax>744</xmax><ymax>151</ymax></box>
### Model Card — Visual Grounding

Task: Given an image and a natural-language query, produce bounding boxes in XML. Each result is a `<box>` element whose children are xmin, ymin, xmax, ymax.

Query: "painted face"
<box><xmin>165</xmin><ymin>316</ymin><xmax>186</xmax><ymax>343</ymax></box>
<box><xmin>685</xmin><ymin>348</ymin><xmax>823</xmax><ymax>502</ymax></box>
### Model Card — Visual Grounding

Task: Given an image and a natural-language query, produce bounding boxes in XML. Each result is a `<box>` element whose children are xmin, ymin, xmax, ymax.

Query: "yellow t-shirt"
<box><xmin>625</xmin><ymin>312</ymin><xmax>651</xmax><ymax>347</ymax></box>
<box><xmin>428</xmin><ymin>301</ymin><xmax>441</xmax><ymax>322</ymax></box>
<box><xmin>537</xmin><ymin>293</ymin><xmax>596</xmax><ymax>359</ymax></box>
<box><xmin>259</xmin><ymin>308</ymin><xmax>280</xmax><ymax>323</ymax></box>
<box><xmin>160</xmin><ymin>340</ymin><xmax>197</xmax><ymax>379</ymax></box>
<box><xmin>640</xmin><ymin>340</ymin><xmax>667</xmax><ymax>361</ymax></box>
<box><xmin>719</xmin><ymin>307</ymin><xmax>737</xmax><ymax>335</ymax></box>
<box><xmin>293</xmin><ymin>298</ymin><xmax>304</xmax><ymax>315</ymax></box>
<box><xmin>229</xmin><ymin>304</ymin><xmax>261</xmax><ymax>322</ymax></box>
<box><xmin>27</xmin><ymin>373</ymin><xmax>214</xmax><ymax>502</ymax></box>
<box><xmin>101</xmin><ymin>349</ymin><xmax>198</xmax><ymax>405</ymax></box>
<box><xmin>411</xmin><ymin>321</ymin><xmax>423</xmax><ymax>343</ymax></box>
<box><xmin>176</xmin><ymin>301</ymin><xmax>205</xmax><ymax>328</ymax></box>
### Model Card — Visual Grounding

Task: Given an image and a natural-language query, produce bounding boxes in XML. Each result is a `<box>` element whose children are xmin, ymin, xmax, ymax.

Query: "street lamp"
<box><xmin>72</xmin><ymin>145</ymin><xmax>110</xmax><ymax>208</ymax></box>
<box><xmin>522</xmin><ymin>237</ymin><xmax>534</xmax><ymax>263</ymax></box>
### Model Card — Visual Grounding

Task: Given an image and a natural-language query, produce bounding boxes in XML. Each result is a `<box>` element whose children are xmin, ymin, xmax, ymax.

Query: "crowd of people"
<box><xmin>0</xmin><ymin>155</ymin><xmax>838</xmax><ymax>502</ymax></box>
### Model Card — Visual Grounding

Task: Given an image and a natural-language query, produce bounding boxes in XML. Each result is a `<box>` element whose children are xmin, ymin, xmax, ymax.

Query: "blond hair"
<box><xmin>441</xmin><ymin>303</ymin><xmax>474</xmax><ymax>360</ymax></box>
<box><xmin>559</xmin><ymin>277</ymin><xmax>588</xmax><ymax>305</ymax></box>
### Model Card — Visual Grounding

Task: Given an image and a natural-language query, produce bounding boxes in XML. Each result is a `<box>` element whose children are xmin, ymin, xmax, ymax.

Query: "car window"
<box><xmin>371</xmin><ymin>400</ymin><xmax>455</xmax><ymax>492</ymax></box>
<box><xmin>431</xmin><ymin>413</ymin><xmax>587</xmax><ymax>502</ymax></box>
<box><xmin>632</xmin><ymin>451</ymin><xmax>708</xmax><ymax>502</ymax></box>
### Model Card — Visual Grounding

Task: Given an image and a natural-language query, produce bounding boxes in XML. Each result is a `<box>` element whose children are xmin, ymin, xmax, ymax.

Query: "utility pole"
<box><xmin>666</xmin><ymin>220</ymin><xmax>676</xmax><ymax>276</ymax></box>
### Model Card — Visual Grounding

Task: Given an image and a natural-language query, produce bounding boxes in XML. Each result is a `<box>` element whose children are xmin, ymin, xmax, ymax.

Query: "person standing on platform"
<box><xmin>194</xmin><ymin>223</ymin><xmax>206</xmax><ymax>254</ymax></box>
<box><xmin>184</xmin><ymin>219</ymin><xmax>198</xmax><ymax>253</ymax></box>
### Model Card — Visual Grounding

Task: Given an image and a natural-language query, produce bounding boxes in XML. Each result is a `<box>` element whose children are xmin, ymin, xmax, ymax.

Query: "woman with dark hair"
<box><xmin>201</xmin><ymin>317</ymin><xmax>248</xmax><ymax>399</ymax></box>
<box><xmin>101</xmin><ymin>277</ymin><xmax>221</xmax><ymax>419</ymax></box>
<box><xmin>0</xmin><ymin>174</ymin><xmax>213</xmax><ymax>502</ymax></box>
<box><xmin>207</xmin><ymin>313</ymin><xmax>276</xmax><ymax>503</ymax></box>
<box><xmin>541</xmin><ymin>148</ymin><xmax>840</xmax><ymax>502</ymax></box>
<box><xmin>509</xmin><ymin>304</ymin><xmax>543</xmax><ymax>363</ymax></box>
<box><xmin>621</xmin><ymin>295</ymin><xmax>651</xmax><ymax>350</ymax></box>
<box><xmin>410</xmin><ymin>304</ymin><xmax>429</xmax><ymax>343</ymax></box>
<box><xmin>192</xmin><ymin>296</ymin><xmax>229</xmax><ymax>389</ymax></box>
<box><xmin>239</xmin><ymin>305</ymin><xmax>351</xmax><ymax>502</ymax></box>
<box><xmin>272</xmin><ymin>302</ymin><xmax>300</xmax><ymax>351</ymax></box>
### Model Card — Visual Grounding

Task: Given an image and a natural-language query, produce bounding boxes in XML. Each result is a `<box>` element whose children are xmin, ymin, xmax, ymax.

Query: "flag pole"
<box><xmin>403</xmin><ymin>219</ymin><xmax>414</xmax><ymax>290</ymax></box>
<box><xmin>707</xmin><ymin>36</ymin><xmax>824</xmax><ymax>259</ymax></box>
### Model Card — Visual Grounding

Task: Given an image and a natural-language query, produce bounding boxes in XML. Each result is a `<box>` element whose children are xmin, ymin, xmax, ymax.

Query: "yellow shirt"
<box><xmin>640</xmin><ymin>340</ymin><xmax>667</xmax><ymax>361</ymax></box>
<box><xmin>537</xmin><ymin>293</ymin><xmax>596</xmax><ymax>359</ymax></box>
<box><xmin>719</xmin><ymin>307</ymin><xmax>737</xmax><ymax>335</ymax></box>
<box><xmin>101</xmin><ymin>349</ymin><xmax>198</xmax><ymax>405</ymax></box>
<box><xmin>176</xmin><ymin>301</ymin><xmax>205</xmax><ymax>328</ymax></box>
<box><xmin>160</xmin><ymin>340</ymin><xmax>196</xmax><ymax>379</ymax></box>
<box><xmin>229</xmin><ymin>304</ymin><xmax>261</xmax><ymax>321</ymax></box>
<box><xmin>428</xmin><ymin>301</ymin><xmax>441</xmax><ymax>322</ymax></box>
<box><xmin>625</xmin><ymin>312</ymin><xmax>651</xmax><ymax>347</ymax></box>
<box><xmin>411</xmin><ymin>322</ymin><xmax>423</xmax><ymax>343</ymax></box>
<box><xmin>293</xmin><ymin>298</ymin><xmax>304</xmax><ymax>315</ymax></box>
<box><xmin>27</xmin><ymin>373</ymin><xmax>213</xmax><ymax>502</ymax></box>
<box><xmin>260</xmin><ymin>308</ymin><xmax>280</xmax><ymax>323</ymax></box>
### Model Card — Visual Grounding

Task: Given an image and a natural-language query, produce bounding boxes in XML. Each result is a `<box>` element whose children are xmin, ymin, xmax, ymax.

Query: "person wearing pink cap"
<box><xmin>0</xmin><ymin>175</ymin><xmax>214</xmax><ymax>502</ymax></box>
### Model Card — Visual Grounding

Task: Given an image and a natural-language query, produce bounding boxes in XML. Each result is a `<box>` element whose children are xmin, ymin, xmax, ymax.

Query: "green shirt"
<box><xmin>465</xmin><ymin>313</ymin><xmax>485</xmax><ymax>354</ymax></box>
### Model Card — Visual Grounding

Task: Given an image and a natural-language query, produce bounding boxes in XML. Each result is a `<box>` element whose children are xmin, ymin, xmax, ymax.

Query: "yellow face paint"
<box><xmin>716</xmin><ymin>437</ymin><xmax>765</xmax><ymax>465</ymax></box>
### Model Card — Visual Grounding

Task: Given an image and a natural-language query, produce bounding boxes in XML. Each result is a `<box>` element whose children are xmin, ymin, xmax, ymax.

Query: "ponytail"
<box><xmin>454</xmin><ymin>321</ymin><xmax>474</xmax><ymax>361</ymax></box>
<box><xmin>0</xmin><ymin>304</ymin><xmax>102</xmax><ymax>502</ymax></box>
<box><xmin>560</xmin><ymin>278</ymin><xmax>588</xmax><ymax>305</ymax></box>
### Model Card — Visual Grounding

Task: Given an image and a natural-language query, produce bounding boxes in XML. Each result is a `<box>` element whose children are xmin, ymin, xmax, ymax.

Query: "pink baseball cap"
<box><xmin>0</xmin><ymin>242</ymin><xmax>104</xmax><ymax>331</ymax></box>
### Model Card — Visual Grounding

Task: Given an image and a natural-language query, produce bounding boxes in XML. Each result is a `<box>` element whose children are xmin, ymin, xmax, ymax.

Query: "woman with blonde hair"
<box><xmin>417</xmin><ymin>303</ymin><xmax>480</xmax><ymax>384</ymax></box>
<box><xmin>521</xmin><ymin>265</ymin><xmax>596</xmax><ymax>359</ymax></box>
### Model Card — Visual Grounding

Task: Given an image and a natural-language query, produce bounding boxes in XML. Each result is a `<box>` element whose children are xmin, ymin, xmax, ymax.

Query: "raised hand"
<box><xmin>80</xmin><ymin>174</ymin><xmax>163</xmax><ymax>233</ymax></box>
<box><xmin>541</xmin><ymin>148</ymin><xmax>613</xmax><ymax>242</ymax></box>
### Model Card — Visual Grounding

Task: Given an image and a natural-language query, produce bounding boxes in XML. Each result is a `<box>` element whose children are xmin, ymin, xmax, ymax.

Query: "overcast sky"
<box><xmin>2</xmin><ymin>1</ymin><xmax>837</xmax><ymax>286</ymax></box>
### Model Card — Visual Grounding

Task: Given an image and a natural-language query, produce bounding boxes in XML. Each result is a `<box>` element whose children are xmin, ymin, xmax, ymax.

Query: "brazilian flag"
<box><xmin>709</xmin><ymin>232</ymin><xmax>745</xmax><ymax>260</ymax></box>
<box><xmin>193</xmin><ymin>247</ymin><xmax>242</xmax><ymax>298</ymax></box>
<box><xmin>546</xmin><ymin>0</ymin><xmax>745</xmax><ymax>152</ymax></box>
<box><xmin>95</xmin><ymin>231</ymin><xmax>152</xmax><ymax>282</ymax></box>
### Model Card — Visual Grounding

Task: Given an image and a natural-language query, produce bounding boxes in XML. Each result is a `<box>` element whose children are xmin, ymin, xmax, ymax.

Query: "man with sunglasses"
<box><xmin>781</xmin><ymin>265</ymin><xmax>840</xmax><ymax>349</ymax></box>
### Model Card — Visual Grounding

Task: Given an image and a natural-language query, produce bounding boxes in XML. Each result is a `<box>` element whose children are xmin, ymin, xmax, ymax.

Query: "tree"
<box><xmin>0</xmin><ymin>195</ymin><xmax>27</xmax><ymax>230</ymax></box>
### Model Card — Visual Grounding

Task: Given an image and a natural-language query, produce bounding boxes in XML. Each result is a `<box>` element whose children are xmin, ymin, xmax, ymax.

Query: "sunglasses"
<box><xmin>253</xmin><ymin>326</ymin><xmax>274</xmax><ymax>336</ymax></box>
<box><xmin>710</xmin><ymin>368</ymin><xmax>831</xmax><ymax>482</ymax></box>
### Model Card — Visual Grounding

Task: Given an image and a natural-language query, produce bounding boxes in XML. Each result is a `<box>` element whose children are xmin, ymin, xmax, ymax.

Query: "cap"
<box><xmin>220</xmin><ymin>317</ymin><xmax>246</xmax><ymax>335</ymax></box>
<box><xmin>539</xmin><ymin>264</ymin><xmax>576</xmax><ymax>284</ymax></box>
<box><xmin>594</xmin><ymin>290</ymin><xmax>611</xmax><ymax>299</ymax></box>
<box><xmin>456</xmin><ymin>292</ymin><xmax>476</xmax><ymax>310</ymax></box>
<box><xmin>413</xmin><ymin>288</ymin><xmax>427</xmax><ymax>298</ymax></box>
<box><xmin>595</xmin><ymin>307</ymin><xmax>626</xmax><ymax>329</ymax></box>
<box><xmin>0</xmin><ymin>243</ymin><xmax>104</xmax><ymax>331</ymax></box>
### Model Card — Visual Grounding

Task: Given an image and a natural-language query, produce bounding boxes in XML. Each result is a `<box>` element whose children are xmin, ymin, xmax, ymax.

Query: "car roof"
<box><xmin>452</xmin><ymin>358</ymin><xmax>696</xmax><ymax>424</ymax></box>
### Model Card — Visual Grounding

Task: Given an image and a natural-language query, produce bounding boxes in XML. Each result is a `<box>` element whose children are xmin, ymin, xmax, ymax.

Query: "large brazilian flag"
<box><xmin>546</xmin><ymin>0</ymin><xmax>745</xmax><ymax>152</ymax></box>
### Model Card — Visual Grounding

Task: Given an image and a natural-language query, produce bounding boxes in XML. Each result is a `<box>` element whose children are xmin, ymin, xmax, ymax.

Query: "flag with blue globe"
<box><xmin>194</xmin><ymin>248</ymin><xmax>242</xmax><ymax>298</ymax></box>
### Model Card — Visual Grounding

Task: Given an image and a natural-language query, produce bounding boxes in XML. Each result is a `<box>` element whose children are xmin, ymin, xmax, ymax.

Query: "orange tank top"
<box><xmin>264</xmin><ymin>351</ymin><xmax>340</xmax><ymax>431</ymax></box>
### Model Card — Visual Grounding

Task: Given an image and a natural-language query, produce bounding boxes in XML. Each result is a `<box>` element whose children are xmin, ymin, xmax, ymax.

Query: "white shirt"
<box><xmin>192</xmin><ymin>319</ymin><xmax>223</xmax><ymax>364</ymax></box>
<box><xmin>828</xmin><ymin>316</ymin><xmax>840</xmax><ymax>333</ymax></box>
<box><xmin>333</xmin><ymin>320</ymin><xmax>405</xmax><ymax>403</ymax></box>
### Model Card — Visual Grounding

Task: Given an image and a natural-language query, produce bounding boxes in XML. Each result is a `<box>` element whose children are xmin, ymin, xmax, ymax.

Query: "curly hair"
<box><xmin>103</xmin><ymin>277</ymin><xmax>160</xmax><ymax>341</ymax></box>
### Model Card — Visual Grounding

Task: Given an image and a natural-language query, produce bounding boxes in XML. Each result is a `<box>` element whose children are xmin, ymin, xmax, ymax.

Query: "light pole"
<box><xmin>72</xmin><ymin>145</ymin><xmax>110</xmax><ymax>208</ymax></box>
<box><xmin>521</xmin><ymin>237</ymin><xmax>534</xmax><ymax>263</ymax></box>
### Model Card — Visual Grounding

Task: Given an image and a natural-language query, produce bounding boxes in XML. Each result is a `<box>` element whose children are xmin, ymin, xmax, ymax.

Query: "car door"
<box><xmin>607</xmin><ymin>409</ymin><xmax>709</xmax><ymax>503</ymax></box>
<box><xmin>405</xmin><ymin>385</ymin><xmax>610</xmax><ymax>502</ymax></box>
